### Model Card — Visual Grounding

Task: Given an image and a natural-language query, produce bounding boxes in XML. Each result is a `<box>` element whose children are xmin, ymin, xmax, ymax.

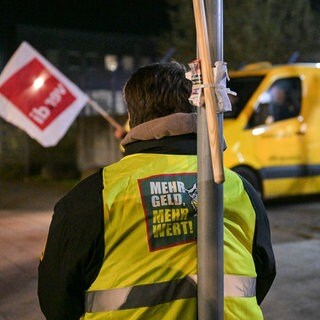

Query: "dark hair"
<box><xmin>124</xmin><ymin>62</ymin><xmax>195</xmax><ymax>127</ymax></box>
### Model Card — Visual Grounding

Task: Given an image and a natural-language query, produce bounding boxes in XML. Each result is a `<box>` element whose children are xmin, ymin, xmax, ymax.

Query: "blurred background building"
<box><xmin>0</xmin><ymin>1</ymin><xmax>169</xmax><ymax>179</ymax></box>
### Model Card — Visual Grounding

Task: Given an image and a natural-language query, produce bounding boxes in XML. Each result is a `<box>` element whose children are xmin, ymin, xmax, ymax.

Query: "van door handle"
<box><xmin>296</xmin><ymin>123</ymin><xmax>307</xmax><ymax>135</ymax></box>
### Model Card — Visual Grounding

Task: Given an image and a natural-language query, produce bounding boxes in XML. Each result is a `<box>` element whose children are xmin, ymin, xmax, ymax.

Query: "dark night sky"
<box><xmin>1</xmin><ymin>0</ymin><xmax>170</xmax><ymax>36</ymax></box>
<box><xmin>4</xmin><ymin>0</ymin><xmax>319</xmax><ymax>36</ymax></box>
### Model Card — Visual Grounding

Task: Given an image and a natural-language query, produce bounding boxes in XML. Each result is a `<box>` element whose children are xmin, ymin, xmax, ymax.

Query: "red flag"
<box><xmin>0</xmin><ymin>42</ymin><xmax>88</xmax><ymax>147</ymax></box>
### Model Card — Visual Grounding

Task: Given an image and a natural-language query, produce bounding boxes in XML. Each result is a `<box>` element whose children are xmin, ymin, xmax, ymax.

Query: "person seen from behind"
<box><xmin>38</xmin><ymin>61</ymin><xmax>276</xmax><ymax>319</ymax></box>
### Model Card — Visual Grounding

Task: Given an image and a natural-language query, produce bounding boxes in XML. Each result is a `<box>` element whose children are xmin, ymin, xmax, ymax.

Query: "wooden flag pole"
<box><xmin>88</xmin><ymin>98</ymin><xmax>123</xmax><ymax>131</ymax></box>
<box><xmin>192</xmin><ymin>0</ymin><xmax>224</xmax><ymax>184</ymax></box>
<box><xmin>193</xmin><ymin>1</ymin><xmax>225</xmax><ymax>319</ymax></box>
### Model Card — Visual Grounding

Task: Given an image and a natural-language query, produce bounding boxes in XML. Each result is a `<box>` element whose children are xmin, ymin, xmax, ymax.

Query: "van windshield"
<box><xmin>225</xmin><ymin>76</ymin><xmax>264</xmax><ymax>119</ymax></box>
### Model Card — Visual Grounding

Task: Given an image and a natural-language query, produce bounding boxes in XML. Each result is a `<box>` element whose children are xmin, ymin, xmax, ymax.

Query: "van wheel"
<box><xmin>233</xmin><ymin>167</ymin><xmax>263</xmax><ymax>199</ymax></box>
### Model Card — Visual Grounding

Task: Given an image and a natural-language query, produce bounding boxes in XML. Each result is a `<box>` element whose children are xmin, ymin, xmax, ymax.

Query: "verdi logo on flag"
<box><xmin>0</xmin><ymin>58</ymin><xmax>76</xmax><ymax>130</ymax></box>
<box><xmin>0</xmin><ymin>42</ymin><xmax>89</xmax><ymax>147</ymax></box>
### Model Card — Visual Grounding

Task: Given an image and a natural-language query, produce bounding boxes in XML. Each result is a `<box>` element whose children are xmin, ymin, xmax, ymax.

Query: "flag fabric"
<box><xmin>0</xmin><ymin>41</ymin><xmax>89</xmax><ymax>147</ymax></box>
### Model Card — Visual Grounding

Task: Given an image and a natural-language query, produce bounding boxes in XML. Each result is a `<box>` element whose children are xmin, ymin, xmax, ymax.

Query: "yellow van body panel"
<box><xmin>224</xmin><ymin>63</ymin><xmax>320</xmax><ymax>199</ymax></box>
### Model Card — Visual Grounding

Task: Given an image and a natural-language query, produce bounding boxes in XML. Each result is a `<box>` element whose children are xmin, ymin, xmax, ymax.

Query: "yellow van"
<box><xmin>224</xmin><ymin>62</ymin><xmax>320</xmax><ymax>200</ymax></box>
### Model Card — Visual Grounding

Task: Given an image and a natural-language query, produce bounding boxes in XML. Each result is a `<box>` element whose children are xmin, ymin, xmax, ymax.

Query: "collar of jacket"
<box><xmin>121</xmin><ymin>113</ymin><xmax>197</xmax><ymax>156</ymax></box>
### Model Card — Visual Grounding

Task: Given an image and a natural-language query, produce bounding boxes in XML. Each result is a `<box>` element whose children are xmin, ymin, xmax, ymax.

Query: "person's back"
<box><xmin>38</xmin><ymin>62</ymin><xmax>275</xmax><ymax>320</ymax></box>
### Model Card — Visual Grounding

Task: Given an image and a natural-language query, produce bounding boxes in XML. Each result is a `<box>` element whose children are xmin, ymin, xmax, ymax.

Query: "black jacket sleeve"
<box><xmin>241</xmin><ymin>177</ymin><xmax>276</xmax><ymax>305</ymax></box>
<box><xmin>38</xmin><ymin>170</ymin><xmax>105</xmax><ymax>320</ymax></box>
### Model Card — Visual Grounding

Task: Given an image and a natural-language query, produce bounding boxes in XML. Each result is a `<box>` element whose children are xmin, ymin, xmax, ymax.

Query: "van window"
<box><xmin>248</xmin><ymin>77</ymin><xmax>302</xmax><ymax>127</ymax></box>
<box><xmin>225</xmin><ymin>76</ymin><xmax>264</xmax><ymax>119</ymax></box>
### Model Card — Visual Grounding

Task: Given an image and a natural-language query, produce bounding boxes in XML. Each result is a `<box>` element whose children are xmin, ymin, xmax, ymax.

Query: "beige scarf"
<box><xmin>121</xmin><ymin>113</ymin><xmax>197</xmax><ymax>146</ymax></box>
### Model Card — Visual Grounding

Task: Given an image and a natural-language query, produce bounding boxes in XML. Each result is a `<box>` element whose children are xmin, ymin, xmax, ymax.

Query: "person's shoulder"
<box><xmin>228</xmin><ymin>169</ymin><xmax>265</xmax><ymax>213</ymax></box>
<box><xmin>56</xmin><ymin>169</ymin><xmax>104</xmax><ymax>214</ymax></box>
<box><xmin>224</xmin><ymin>168</ymin><xmax>262</xmax><ymax>204</ymax></box>
<box><xmin>224</xmin><ymin>168</ymin><xmax>243</xmax><ymax>189</ymax></box>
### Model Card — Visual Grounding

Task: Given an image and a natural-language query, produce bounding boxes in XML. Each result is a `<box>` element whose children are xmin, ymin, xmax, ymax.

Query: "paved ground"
<box><xmin>261</xmin><ymin>240</ymin><xmax>320</xmax><ymax>320</ymax></box>
<box><xmin>0</xmin><ymin>210</ymin><xmax>49</xmax><ymax>319</ymax></box>
<box><xmin>0</xmin><ymin>180</ymin><xmax>70</xmax><ymax>320</ymax></box>
<box><xmin>0</xmin><ymin>179</ymin><xmax>319</xmax><ymax>319</ymax></box>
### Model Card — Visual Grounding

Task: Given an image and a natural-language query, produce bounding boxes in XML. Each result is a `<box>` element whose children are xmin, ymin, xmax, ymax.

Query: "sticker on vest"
<box><xmin>138</xmin><ymin>173</ymin><xmax>197</xmax><ymax>251</ymax></box>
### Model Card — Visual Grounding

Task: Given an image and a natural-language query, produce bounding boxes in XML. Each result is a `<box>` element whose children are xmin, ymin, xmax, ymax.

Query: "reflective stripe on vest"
<box><xmin>85</xmin><ymin>275</ymin><xmax>256</xmax><ymax>313</ymax></box>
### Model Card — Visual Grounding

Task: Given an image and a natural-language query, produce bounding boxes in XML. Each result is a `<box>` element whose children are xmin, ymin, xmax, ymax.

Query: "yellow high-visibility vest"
<box><xmin>81</xmin><ymin>153</ymin><xmax>263</xmax><ymax>320</ymax></box>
